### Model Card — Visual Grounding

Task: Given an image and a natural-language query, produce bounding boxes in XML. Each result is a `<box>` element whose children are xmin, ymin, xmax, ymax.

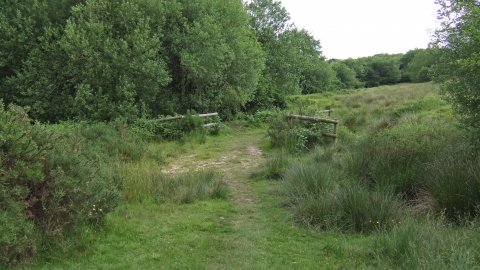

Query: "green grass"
<box><xmin>23</xmin><ymin>121</ymin><xmax>377</xmax><ymax>269</ymax></box>
<box><xmin>17</xmin><ymin>82</ymin><xmax>480</xmax><ymax>269</ymax></box>
<box><xmin>30</xmin><ymin>182</ymin><xmax>375</xmax><ymax>269</ymax></box>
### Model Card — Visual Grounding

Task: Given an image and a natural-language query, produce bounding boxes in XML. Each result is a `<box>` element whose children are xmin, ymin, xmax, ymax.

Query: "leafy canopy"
<box><xmin>431</xmin><ymin>0</ymin><xmax>480</xmax><ymax>142</ymax></box>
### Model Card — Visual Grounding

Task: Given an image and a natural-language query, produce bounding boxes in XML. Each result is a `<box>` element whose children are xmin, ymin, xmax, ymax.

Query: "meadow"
<box><xmin>9</xmin><ymin>82</ymin><xmax>480</xmax><ymax>269</ymax></box>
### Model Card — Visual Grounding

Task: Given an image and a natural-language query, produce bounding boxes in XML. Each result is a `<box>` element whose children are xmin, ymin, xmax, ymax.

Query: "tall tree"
<box><xmin>431</xmin><ymin>0</ymin><xmax>480</xmax><ymax>142</ymax></box>
<box><xmin>246</xmin><ymin>0</ymin><xmax>333</xmax><ymax>108</ymax></box>
<box><xmin>9</xmin><ymin>0</ymin><xmax>171</xmax><ymax>122</ymax></box>
<box><xmin>0</xmin><ymin>0</ymin><xmax>84</xmax><ymax>106</ymax></box>
<box><xmin>405</xmin><ymin>49</ymin><xmax>436</xmax><ymax>83</ymax></box>
<box><xmin>362</xmin><ymin>54</ymin><xmax>402</xmax><ymax>87</ymax></box>
<box><xmin>166</xmin><ymin>0</ymin><xmax>265</xmax><ymax>116</ymax></box>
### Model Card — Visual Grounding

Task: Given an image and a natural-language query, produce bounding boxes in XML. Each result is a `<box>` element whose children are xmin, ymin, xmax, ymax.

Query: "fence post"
<box><xmin>333</xmin><ymin>119</ymin><xmax>338</xmax><ymax>143</ymax></box>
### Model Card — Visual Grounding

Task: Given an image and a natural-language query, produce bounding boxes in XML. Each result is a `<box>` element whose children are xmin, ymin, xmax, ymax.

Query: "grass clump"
<box><xmin>122</xmin><ymin>164</ymin><xmax>228</xmax><ymax>204</ymax></box>
<box><xmin>373</xmin><ymin>217</ymin><xmax>480</xmax><ymax>269</ymax></box>
<box><xmin>345</xmin><ymin>114</ymin><xmax>459</xmax><ymax>200</ymax></box>
<box><xmin>280</xmin><ymin>82</ymin><xmax>480</xmax><ymax>233</ymax></box>
<box><xmin>425</xmin><ymin>146</ymin><xmax>480</xmax><ymax>221</ymax></box>
<box><xmin>283</xmin><ymin>160</ymin><xmax>405</xmax><ymax>233</ymax></box>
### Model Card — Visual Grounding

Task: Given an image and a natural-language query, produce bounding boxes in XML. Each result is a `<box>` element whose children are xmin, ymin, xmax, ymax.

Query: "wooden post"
<box><xmin>333</xmin><ymin>119</ymin><xmax>338</xmax><ymax>143</ymax></box>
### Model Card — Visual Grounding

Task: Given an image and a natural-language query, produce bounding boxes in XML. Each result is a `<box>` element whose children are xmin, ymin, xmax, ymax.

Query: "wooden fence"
<box><xmin>147</xmin><ymin>112</ymin><xmax>219</xmax><ymax>127</ymax></box>
<box><xmin>287</xmin><ymin>114</ymin><xmax>339</xmax><ymax>143</ymax></box>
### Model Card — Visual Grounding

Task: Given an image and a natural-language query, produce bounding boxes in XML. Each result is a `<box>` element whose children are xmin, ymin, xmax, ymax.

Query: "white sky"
<box><xmin>279</xmin><ymin>0</ymin><xmax>440</xmax><ymax>59</ymax></box>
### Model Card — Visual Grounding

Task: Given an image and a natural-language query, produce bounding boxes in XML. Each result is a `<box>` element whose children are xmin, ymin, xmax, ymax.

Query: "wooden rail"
<box><xmin>147</xmin><ymin>113</ymin><xmax>219</xmax><ymax>123</ymax></box>
<box><xmin>320</xmin><ymin>109</ymin><xmax>333</xmax><ymax>116</ymax></box>
<box><xmin>286</xmin><ymin>114</ymin><xmax>339</xmax><ymax>143</ymax></box>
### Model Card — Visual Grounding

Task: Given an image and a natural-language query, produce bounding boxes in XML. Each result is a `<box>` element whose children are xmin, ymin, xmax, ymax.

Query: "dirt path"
<box><xmin>161</xmin><ymin>128</ymin><xmax>266</xmax><ymax>206</ymax></box>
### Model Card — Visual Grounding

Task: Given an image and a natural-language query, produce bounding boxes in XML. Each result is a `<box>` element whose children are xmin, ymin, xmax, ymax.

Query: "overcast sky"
<box><xmin>279</xmin><ymin>0</ymin><xmax>440</xmax><ymax>59</ymax></box>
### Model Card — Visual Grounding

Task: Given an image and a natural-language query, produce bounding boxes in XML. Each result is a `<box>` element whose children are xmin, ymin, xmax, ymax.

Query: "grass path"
<box><xmin>32</xmin><ymin>125</ymin><xmax>374</xmax><ymax>269</ymax></box>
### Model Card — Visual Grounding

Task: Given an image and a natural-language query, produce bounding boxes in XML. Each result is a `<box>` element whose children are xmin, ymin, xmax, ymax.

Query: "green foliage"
<box><xmin>267</xmin><ymin>108</ymin><xmax>333</xmax><ymax>153</ymax></box>
<box><xmin>0</xmin><ymin>104</ymin><xmax>122</xmax><ymax>266</ymax></box>
<box><xmin>0</xmin><ymin>0</ymin><xmax>49</xmax><ymax>104</ymax></box>
<box><xmin>330</xmin><ymin>62</ymin><xmax>361</xmax><ymax>89</ymax></box>
<box><xmin>246</xmin><ymin>0</ymin><xmax>334</xmax><ymax>108</ymax></box>
<box><xmin>431</xmin><ymin>0</ymin><xmax>480</xmax><ymax>144</ymax></box>
<box><xmin>166</xmin><ymin>0</ymin><xmax>265</xmax><ymax>116</ymax></box>
<box><xmin>363</xmin><ymin>54</ymin><xmax>402</xmax><ymax>87</ymax></box>
<box><xmin>4</xmin><ymin>0</ymin><xmax>265</xmax><ymax>122</ymax></box>
<box><xmin>403</xmin><ymin>48</ymin><xmax>436</xmax><ymax>83</ymax></box>
<box><xmin>9</xmin><ymin>0</ymin><xmax>171</xmax><ymax>122</ymax></box>
<box><xmin>0</xmin><ymin>0</ymin><xmax>86</xmax><ymax>109</ymax></box>
<box><xmin>330</xmin><ymin>52</ymin><xmax>434</xmax><ymax>90</ymax></box>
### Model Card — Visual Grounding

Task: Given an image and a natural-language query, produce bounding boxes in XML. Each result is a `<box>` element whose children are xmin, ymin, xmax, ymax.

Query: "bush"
<box><xmin>0</xmin><ymin>104</ymin><xmax>122</xmax><ymax>266</ymax></box>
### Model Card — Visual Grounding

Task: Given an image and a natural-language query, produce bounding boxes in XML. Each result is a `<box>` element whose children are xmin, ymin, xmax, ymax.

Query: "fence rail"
<box><xmin>286</xmin><ymin>114</ymin><xmax>339</xmax><ymax>143</ymax></box>
<box><xmin>147</xmin><ymin>113</ymin><xmax>218</xmax><ymax>123</ymax></box>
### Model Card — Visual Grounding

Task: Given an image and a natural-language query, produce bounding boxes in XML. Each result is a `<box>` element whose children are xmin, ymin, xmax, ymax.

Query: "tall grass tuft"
<box><xmin>283</xmin><ymin>160</ymin><xmax>405</xmax><ymax>233</ymax></box>
<box><xmin>122</xmin><ymin>162</ymin><xmax>228</xmax><ymax>204</ymax></box>
<box><xmin>261</xmin><ymin>149</ymin><xmax>293</xmax><ymax>179</ymax></box>
<box><xmin>425</xmin><ymin>145</ymin><xmax>480</xmax><ymax>221</ymax></box>
<box><xmin>373</xmin><ymin>216</ymin><xmax>480</xmax><ymax>269</ymax></box>
<box><xmin>345</xmin><ymin>114</ymin><xmax>459</xmax><ymax>200</ymax></box>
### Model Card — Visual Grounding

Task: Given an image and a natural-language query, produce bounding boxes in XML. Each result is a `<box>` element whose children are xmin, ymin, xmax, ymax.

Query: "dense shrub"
<box><xmin>0</xmin><ymin>104</ymin><xmax>122</xmax><ymax>266</ymax></box>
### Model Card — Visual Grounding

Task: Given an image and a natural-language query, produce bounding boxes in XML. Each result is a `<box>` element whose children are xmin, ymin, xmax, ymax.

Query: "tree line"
<box><xmin>0</xmin><ymin>0</ymin><xmax>436</xmax><ymax>123</ymax></box>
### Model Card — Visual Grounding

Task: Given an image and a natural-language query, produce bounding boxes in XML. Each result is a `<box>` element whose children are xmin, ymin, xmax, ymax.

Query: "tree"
<box><xmin>331</xmin><ymin>62</ymin><xmax>360</xmax><ymax>89</ymax></box>
<box><xmin>8</xmin><ymin>0</ymin><xmax>172</xmax><ymax>122</ymax></box>
<box><xmin>405</xmin><ymin>49</ymin><xmax>436</xmax><ymax>83</ymax></box>
<box><xmin>165</xmin><ymin>0</ymin><xmax>265</xmax><ymax>116</ymax></box>
<box><xmin>363</xmin><ymin>54</ymin><xmax>402</xmax><ymax>87</ymax></box>
<box><xmin>342</xmin><ymin>58</ymin><xmax>366</xmax><ymax>83</ymax></box>
<box><xmin>246</xmin><ymin>0</ymin><xmax>332</xmax><ymax>107</ymax></box>
<box><xmin>0</xmin><ymin>0</ymin><xmax>84</xmax><ymax>106</ymax></box>
<box><xmin>0</xmin><ymin>0</ymin><xmax>48</xmax><ymax>104</ymax></box>
<box><xmin>431</xmin><ymin>0</ymin><xmax>480</xmax><ymax>142</ymax></box>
